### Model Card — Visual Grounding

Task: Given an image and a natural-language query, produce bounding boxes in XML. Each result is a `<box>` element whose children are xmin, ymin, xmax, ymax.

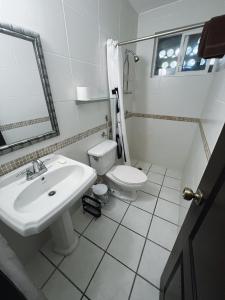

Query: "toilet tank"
<box><xmin>88</xmin><ymin>140</ymin><xmax>117</xmax><ymax>175</ymax></box>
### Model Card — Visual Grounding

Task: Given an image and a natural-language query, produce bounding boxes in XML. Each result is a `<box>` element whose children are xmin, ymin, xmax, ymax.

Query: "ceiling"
<box><xmin>128</xmin><ymin>0</ymin><xmax>179</xmax><ymax>14</ymax></box>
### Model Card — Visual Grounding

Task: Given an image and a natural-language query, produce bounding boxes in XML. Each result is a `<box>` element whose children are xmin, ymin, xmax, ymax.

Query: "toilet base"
<box><xmin>110</xmin><ymin>188</ymin><xmax>138</xmax><ymax>202</ymax></box>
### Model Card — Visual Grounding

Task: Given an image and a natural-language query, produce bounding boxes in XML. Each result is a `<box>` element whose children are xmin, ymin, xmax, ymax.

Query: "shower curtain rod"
<box><xmin>117</xmin><ymin>22</ymin><xmax>205</xmax><ymax>46</ymax></box>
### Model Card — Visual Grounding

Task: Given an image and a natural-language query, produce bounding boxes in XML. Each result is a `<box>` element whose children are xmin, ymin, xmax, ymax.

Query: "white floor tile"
<box><xmin>130</xmin><ymin>276</ymin><xmax>159</xmax><ymax>300</ymax></box>
<box><xmin>72</xmin><ymin>206</ymin><xmax>93</xmax><ymax>233</ymax></box>
<box><xmin>166</xmin><ymin>168</ymin><xmax>182</xmax><ymax>179</ymax></box>
<box><xmin>59</xmin><ymin>237</ymin><xmax>104</xmax><ymax>291</ymax></box>
<box><xmin>43</xmin><ymin>270</ymin><xmax>82</xmax><ymax>300</ymax></box>
<box><xmin>163</xmin><ymin>177</ymin><xmax>181</xmax><ymax>191</ymax></box>
<box><xmin>147</xmin><ymin>171</ymin><xmax>164</xmax><ymax>185</ymax></box>
<box><xmin>24</xmin><ymin>252</ymin><xmax>55</xmax><ymax>288</ymax></box>
<box><xmin>159</xmin><ymin>186</ymin><xmax>181</xmax><ymax>205</ymax></box>
<box><xmin>108</xmin><ymin>226</ymin><xmax>145</xmax><ymax>271</ymax></box>
<box><xmin>84</xmin><ymin>215</ymin><xmax>118</xmax><ymax>249</ymax></box>
<box><xmin>86</xmin><ymin>254</ymin><xmax>135</xmax><ymax>300</ymax></box>
<box><xmin>132</xmin><ymin>191</ymin><xmax>157</xmax><ymax>214</ymax></box>
<box><xmin>155</xmin><ymin>199</ymin><xmax>179</xmax><ymax>224</ymax></box>
<box><xmin>40</xmin><ymin>239</ymin><xmax>64</xmax><ymax>266</ymax></box>
<box><xmin>135</xmin><ymin>161</ymin><xmax>151</xmax><ymax>171</ymax></box>
<box><xmin>141</xmin><ymin>181</ymin><xmax>161</xmax><ymax>197</ymax></box>
<box><xmin>122</xmin><ymin>206</ymin><xmax>152</xmax><ymax>237</ymax></box>
<box><xmin>148</xmin><ymin>216</ymin><xmax>178</xmax><ymax>251</ymax></box>
<box><xmin>138</xmin><ymin>241</ymin><xmax>170</xmax><ymax>288</ymax></box>
<box><xmin>149</xmin><ymin>164</ymin><xmax>166</xmax><ymax>175</ymax></box>
<box><xmin>102</xmin><ymin>197</ymin><xmax>129</xmax><ymax>223</ymax></box>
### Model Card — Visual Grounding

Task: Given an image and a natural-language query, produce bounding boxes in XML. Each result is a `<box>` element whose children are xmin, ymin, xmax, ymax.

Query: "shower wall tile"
<box><xmin>130</xmin><ymin>117</ymin><xmax>197</xmax><ymax>170</ymax></box>
<box><xmin>201</xmin><ymin>69</ymin><xmax>225</xmax><ymax>153</ymax></box>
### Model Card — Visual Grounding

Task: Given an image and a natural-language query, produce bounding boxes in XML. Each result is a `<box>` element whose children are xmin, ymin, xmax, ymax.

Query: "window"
<box><xmin>152</xmin><ymin>31</ymin><xmax>216</xmax><ymax>77</ymax></box>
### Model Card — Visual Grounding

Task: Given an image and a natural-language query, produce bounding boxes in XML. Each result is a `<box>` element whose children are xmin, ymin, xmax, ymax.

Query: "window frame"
<box><xmin>151</xmin><ymin>28</ymin><xmax>216</xmax><ymax>78</ymax></box>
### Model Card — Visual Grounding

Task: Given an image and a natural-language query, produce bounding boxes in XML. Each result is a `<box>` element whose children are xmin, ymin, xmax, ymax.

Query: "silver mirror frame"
<box><xmin>0</xmin><ymin>23</ymin><xmax>59</xmax><ymax>155</ymax></box>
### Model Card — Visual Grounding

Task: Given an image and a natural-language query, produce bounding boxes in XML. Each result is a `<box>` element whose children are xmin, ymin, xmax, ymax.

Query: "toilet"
<box><xmin>88</xmin><ymin>140</ymin><xmax>147</xmax><ymax>201</ymax></box>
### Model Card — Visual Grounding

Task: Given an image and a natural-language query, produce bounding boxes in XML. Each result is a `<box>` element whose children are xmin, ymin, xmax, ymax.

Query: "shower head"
<box><xmin>125</xmin><ymin>49</ymin><xmax>139</xmax><ymax>63</ymax></box>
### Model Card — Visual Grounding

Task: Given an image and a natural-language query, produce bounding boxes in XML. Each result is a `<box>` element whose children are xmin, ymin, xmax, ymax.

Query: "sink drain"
<box><xmin>48</xmin><ymin>190</ymin><xmax>56</xmax><ymax>197</ymax></box>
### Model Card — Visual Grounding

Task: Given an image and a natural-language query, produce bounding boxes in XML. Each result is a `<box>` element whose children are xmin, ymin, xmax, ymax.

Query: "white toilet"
<box><xmin>88</xmin><ymin>140</ymin><xmax>147</xmax><ymax>201</ymax></box>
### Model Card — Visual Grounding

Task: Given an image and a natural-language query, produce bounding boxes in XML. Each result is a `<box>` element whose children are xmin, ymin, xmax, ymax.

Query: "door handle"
<box><xmin>183</xmin><ymin>187</ymin><xmax>203</xmax><ymax>205</ymax></box>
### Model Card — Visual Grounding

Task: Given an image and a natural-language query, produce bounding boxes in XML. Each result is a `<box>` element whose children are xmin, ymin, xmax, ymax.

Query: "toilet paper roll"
<box><xmin>76</xmin><ymin>86</ymin><xmax>90</xmax><ymax>100</ymax></box>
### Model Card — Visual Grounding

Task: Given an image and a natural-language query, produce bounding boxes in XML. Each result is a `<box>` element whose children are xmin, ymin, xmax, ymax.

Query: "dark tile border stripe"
<box><xmin>198</xmin><ymin>120</ymin><xmax>211</xmax><ymax>161</ymax></box>
<box><xmin>0</xmin><ymin>112</ymin><xmax>211</xmax><ymax>177</ymax></box>
<box><xmin>0</xmin><ymin>123</ymin><xmax>106</xmax><ymax>176</ymax></box>
<box><xmin>0</xmin><ymin>116</ymin><xmax>50</xmax><ymax>131</ymax></box>
<box><xmin>128</xmin><ymin>112</ymin><xmax>211</xmax><ymax>162</ymax></box>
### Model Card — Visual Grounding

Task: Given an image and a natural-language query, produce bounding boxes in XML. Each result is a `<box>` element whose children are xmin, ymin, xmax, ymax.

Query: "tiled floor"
<box><xmin>25</xmin><ymin>162</ymin><xmax>183</xmax><ymax>300</ymax></box>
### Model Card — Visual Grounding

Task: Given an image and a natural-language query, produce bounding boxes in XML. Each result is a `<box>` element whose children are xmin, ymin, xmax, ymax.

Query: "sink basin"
<box><xmin>15</xmin><ymin>165</ymin><xmax>85</xmax><ymax>213</ymax></box>
<box><xmin>0</xmin><ymin>154</ymin><xmax>97</xmax><ymax>238</ymax></box>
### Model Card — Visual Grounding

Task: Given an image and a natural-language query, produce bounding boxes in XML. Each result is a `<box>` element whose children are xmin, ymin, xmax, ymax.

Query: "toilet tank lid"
<box><xmin>88</xmin><ymin>140</ymin><xmax>117</xmax><ymax>157</ymax></box>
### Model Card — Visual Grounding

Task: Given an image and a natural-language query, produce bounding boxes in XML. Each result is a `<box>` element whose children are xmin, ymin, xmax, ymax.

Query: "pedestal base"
<box><xmin>50</xmin><ymin>210</ymin><xmax>79</xmax><ymax>256</ymax></box>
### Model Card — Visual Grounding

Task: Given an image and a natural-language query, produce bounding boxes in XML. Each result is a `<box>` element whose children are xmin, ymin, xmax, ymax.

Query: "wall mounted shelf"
<box><xmin>75</xmin><ymin>97</ymin><xmax>110</xmax><ymax>104</ymax></box>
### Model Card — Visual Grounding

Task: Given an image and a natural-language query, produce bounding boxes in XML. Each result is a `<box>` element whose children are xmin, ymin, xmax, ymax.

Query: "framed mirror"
<box><xmin>0</xmin><ymin>23</ymin><xmax>59</xmax><ymax>155</ymax></box>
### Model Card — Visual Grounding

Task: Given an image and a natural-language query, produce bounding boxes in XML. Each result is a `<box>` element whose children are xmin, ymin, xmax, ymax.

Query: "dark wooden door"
<box><xmin>160</xmin><ymin>124</ymin><xmax>225</xmax><ymax>300</ymax></box>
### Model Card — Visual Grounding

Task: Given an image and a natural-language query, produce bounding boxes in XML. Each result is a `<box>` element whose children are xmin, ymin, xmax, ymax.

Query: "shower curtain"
<box><xmin>106</xmin><ymin>39</ymin><xmax>131</xmax><ymax>165</ymax></box>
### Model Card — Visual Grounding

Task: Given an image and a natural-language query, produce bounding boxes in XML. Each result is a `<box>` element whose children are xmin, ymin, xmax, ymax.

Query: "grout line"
<box><xmin>128</xmin><ymin>169</ymin><xmax>167</xmax><ymax>299</ymax></box>
<box><xmin>40</xmin><ymin>247</ymin><xmax>85</xmax><ymax>296</ymax></box>
<box><xmin>78</xmin><ymin>228</ymin><xmax>163</xmax><ymax>294</ymax></box>
<box><xmin>101</xmin><ymin>201</ymin><xmax>179</xmax><ymax>236</ymax></box>
<box><xmin>39</xmin><ymin>178</ymin><xmax>179</xmax><ymax>298</ymax></box>
<box><xmin>40</xmin><ymin>267</ymin><xmax>58</xmax><ymax>290</ymax></box>
<box><xmin>157</xmin><ymin>196</ymin><xmax>182</xmax><ymax>207</ymax></box>
<box><xmin>146</xmin><ymin>238</ymin><xmax>172</xmax><ymax>253</ymax></box>
<box><xmin>162</xmin><ymin>184</ymin><xmax>181</xmax><ymax>192</ymax></box>
<box><xmin>137</xmin><ymin>273</ymin><xmax>161</xmax><ymax>291</ymax></box>
<box><xmin>81</xmin><ymin>200</ymin><xmax>132</xmax><ymax>298</ymax></box>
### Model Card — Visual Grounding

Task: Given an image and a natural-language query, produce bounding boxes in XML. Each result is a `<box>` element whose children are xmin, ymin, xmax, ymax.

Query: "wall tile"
<box><xmin>0</xmin><ymin>0</ymin><xmax>69</xmax><ymax>56</ymax></box>
<box><xmin>44</xmin><ymin>52</ymin><xmax>74</xmax><ymax>102</ymax></box>
<box><xmin>99</xmin><ymin>0</ymin><xmax>120</xmax><ymax>39</ymax></box>
<box><xmin>64</xmin><ymin>4</ymin><xmax>99</xmax><ymax>64</ymax></box>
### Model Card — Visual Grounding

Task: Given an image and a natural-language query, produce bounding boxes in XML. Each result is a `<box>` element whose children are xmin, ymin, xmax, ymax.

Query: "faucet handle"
<box><xmin>26</xmin><ymin>168</ymin><xmax>34</xmax><ymax>180</ymax></box>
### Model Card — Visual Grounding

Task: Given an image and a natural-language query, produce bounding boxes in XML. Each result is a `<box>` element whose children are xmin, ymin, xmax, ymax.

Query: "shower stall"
<box><xmin>107</xmin><ymin>17</ymin><xmax>225</xmax><ymax>231</ymax></box>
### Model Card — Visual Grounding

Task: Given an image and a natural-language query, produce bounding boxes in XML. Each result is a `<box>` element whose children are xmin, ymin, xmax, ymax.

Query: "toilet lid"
<box><xmin>111</xmin><ymin>165</ymin><xmax>147</xmax><ymax>185</ymax></box>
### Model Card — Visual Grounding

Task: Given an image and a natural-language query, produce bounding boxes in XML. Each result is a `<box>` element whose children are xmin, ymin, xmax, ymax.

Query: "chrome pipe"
<box><xmin>117</xmin><ymin>22</ymin><xmax>205</xmax><ymax>46</ymax></box>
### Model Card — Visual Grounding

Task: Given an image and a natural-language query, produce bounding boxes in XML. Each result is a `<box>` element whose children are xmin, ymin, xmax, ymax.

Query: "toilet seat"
<box><xmin>107</xmin><ymin>165</ymin><xmax>147</xmax><ymax>186</ymax></box>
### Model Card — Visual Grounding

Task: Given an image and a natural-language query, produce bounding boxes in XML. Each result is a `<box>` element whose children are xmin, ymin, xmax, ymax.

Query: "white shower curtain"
<box><xmin>106</xmin><ymin>39</ymin><xmax>131</xmax><ymax>165</ymax></box>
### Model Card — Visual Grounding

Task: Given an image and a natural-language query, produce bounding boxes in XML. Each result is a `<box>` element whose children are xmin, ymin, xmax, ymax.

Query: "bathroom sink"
<box><xmin>0</xmin><ymin>154</ymin><xmax>97</xmax><ymax>237</ymax></box>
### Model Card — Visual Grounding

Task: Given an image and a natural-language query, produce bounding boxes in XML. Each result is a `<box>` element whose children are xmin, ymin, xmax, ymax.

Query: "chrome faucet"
<box><xmin>26</xmin><ymin>159</ymin><xmax>47</xmax><ymax>181</ymax></box>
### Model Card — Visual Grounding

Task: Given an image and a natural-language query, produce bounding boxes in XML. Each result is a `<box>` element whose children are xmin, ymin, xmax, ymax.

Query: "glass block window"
<box><xmin>154</xmin><ymin>34</ymin><xmax>182</xmax><ymax>76</ymax></box>
<box><xmin>181</xmin><ymin>33</ymin><xmax>205</xmax><ymax>72</ymax></box>
<box><xmin>152</xmin><ymin>30</ymin><xmax>218</xmax><ymax>77</ymax></box>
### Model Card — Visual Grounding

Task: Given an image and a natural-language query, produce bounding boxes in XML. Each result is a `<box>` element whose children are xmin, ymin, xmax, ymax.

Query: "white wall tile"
<box><xmin>130</xmin><ymin>118</ymin><xmax>197</xmax><ymax>170</ymax></box>
<box><xmin>64</xmin><ymin>4</ymin><xmax>99</xmax><ymax>64</ymax></box>
<box><xmin>63</xmin><ymin>0</ymin><xmax>99</xmax><ymax>21</ymax></box>
<box><xmin>44</xmin><ymin>52</ymin><xmax>74</xmax><ymax>102</ymax></box>
<box><xmin>99</xmin><ymin>0</ymin><xmax>120</xmax><ymax>39</ymax></box>
<box><xmin>1</xmin><ymin>0</ymin><xmax>69</xmax><ymax>56</ymax></box>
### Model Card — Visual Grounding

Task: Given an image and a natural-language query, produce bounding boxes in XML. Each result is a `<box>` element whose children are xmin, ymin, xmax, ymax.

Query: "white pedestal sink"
<box><xmin>0</xmin><ymin>154</ymin><xmax>97</xmax><ymax>255</ymax></box>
